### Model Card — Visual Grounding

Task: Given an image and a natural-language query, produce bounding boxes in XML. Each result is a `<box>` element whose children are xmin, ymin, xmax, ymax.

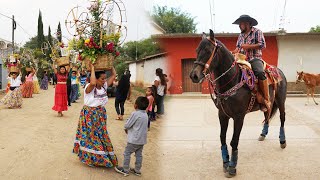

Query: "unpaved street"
<box><xmin>0</xmin><ymin>86</ymin><xmax>161</xmax><ymax>180</ymax></box>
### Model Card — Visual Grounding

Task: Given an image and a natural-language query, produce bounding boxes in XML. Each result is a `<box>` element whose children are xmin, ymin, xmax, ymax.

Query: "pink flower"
<box><xmin>78</xmin><ymin>54</ymin><xmax>82</xmax><ymax>61</ymax></box>
<box><xmin>115</xmin><ymin>51</ymin><xmax>120</xmax><ymax>57</ymax></box>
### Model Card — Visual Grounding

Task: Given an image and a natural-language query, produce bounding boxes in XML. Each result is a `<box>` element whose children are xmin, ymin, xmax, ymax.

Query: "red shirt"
<box><xmin>56</xmin><ymin>73</ymin><xmax>68</xmax><ymax>82</ymax></box>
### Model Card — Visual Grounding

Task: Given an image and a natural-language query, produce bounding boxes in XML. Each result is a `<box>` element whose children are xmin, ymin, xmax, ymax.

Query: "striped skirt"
<box><xmin>21</xmin><ymin>81</ymin><xmax>34</xmax><ymax>98</ymax></box>
<box><xmin>73</xmin><ymin>105</ymin><xmax>118</xmax><ymax>167</ymax></box>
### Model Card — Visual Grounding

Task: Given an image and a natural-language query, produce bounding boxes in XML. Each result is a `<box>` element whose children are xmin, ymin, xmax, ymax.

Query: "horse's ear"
<box><xmin>202</xmin><ymin>32</ymin><xmax>206</xmax><ymax>40</ymax></box>
<box><xmin>209</xmin><ymin>29</ymin><xmax>214</xmax><ymax>40</ymax></box>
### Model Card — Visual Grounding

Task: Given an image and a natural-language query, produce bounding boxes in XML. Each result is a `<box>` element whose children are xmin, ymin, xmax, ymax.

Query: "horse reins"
<box><xmin>195</xmin><ymin>37</ymin><xmax>256</xmax><ymax>118</ymax></box>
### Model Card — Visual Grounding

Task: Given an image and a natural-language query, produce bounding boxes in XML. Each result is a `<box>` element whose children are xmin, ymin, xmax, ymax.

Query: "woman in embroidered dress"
<box><xmin>40</xmin><ymin>71</ymin><xmax>49</xmax><ymax>90</ymax></box>
<box><xmin>52</xmin><ymin>64</ymin><xmax>69</xmax><ymax>117</ymax></box>
<box><xmin>21</xmin><ymin>68</ymin><xmax>35</xmax><ymax>98</ymax></box>
<box><xmin>73</xmin><ymin>63</ymin><xmax>118</xmax><ymax>167</ymax></box>
<box><xmin>33</xmin><ymin>70</ymin><xmax>40</xmax><ymax>94</ymax></box>
<box><xmin>0</xmin><ymin>70</ymin><xmax>23</xmax><ymax>108</ymax></box>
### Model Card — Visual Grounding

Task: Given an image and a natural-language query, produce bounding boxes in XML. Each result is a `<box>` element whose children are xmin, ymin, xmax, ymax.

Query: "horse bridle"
<box><xmin>194</xmin><ymin>37</ymin><xmax>219</xmax><ymax>74</ymax></box>
<box><xmin>194</xmin><ymin>38</ymin><xmax>237</xmax><ymax>84</ymax></box>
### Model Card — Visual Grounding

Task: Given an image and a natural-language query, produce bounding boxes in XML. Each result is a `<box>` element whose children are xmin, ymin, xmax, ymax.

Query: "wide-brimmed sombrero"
<box><xmin>232</xmin><ymin>15</ymin><xmax>258</xmax><ymax>26</ymax></box>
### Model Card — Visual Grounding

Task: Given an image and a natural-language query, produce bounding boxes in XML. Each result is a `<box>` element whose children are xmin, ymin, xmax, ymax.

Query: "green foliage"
<box><xmin>309</xmin><ymin>25</ymin><xmax>320</xmax><ymax>32</ymax></box>
<box><xmin>24</xmin><ymin>36</ymin><xmax>38</xmax><ymax>49</ymax></box>
<box><xmin>37</xmin><ymin>11</ymin><xmax>45</xmax><ymax>48</ymax></box>
<box><xmin>114</xmin><ymin>56</ymin><xmax>128</xmax><ymax>77</ymax></box>
<box><xmin>121</xmin><ymin>38</ymin><xmax>162</xmax><ymax>61</ymax></box>
<box><xmin>57</xmin><ymin>22</ymin><xmax>62</xmax><ymax>42</ymax></box>
<box><xmin>47</xmin><ymin>26</ymin><xmax>53</xmax><ymax>60</ymax></box>
<box><xmin>152</xmin><ymin>6</ymin><xmax>197</xmax><ymax>33</ymax></box>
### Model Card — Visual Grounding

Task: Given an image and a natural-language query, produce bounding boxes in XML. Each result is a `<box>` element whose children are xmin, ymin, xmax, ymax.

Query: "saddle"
<box><xmin>235</xmin><ymin>53</ymin><xmax>282</xmax><ymax>104</ymax></box>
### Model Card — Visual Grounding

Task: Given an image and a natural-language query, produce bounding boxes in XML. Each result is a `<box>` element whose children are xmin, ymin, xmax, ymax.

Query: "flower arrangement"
<box><xmin>2</xmin><ymin>54</ymin><xmax>20</xmax><ymax>69</ymax></box>
<box><xmin>67</xmin><ymin>0</ymin><xmax>122</xmax><ymax>67</ymax></box>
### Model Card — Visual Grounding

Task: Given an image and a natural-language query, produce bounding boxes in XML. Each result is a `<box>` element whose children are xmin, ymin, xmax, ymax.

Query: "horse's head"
<box><xmin>296</xmin><ymin>71</ymin><xmax>304</xmax><ymax>84</ymax></box>
<box><xmin>190</xmin><ymin>29</ymin><xmax>219</xmax><ymax>83</ymax></box>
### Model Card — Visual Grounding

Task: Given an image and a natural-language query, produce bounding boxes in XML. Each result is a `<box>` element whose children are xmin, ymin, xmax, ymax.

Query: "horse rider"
<box><xmin>231</xmin><ymin>15</ymin><xmax>271</xmax><ymax>115</ymax></box>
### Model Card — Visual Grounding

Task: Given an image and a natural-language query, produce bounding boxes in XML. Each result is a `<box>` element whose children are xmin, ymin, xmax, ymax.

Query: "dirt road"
<box><xmin>0</xmin><ymin>86</ymin><xmax>161</xmax><ymax>180</ymax></box>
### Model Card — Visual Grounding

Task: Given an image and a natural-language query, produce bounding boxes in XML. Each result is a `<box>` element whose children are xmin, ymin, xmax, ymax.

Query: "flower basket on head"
<box><xmin>84</xmin><ymin>54</ymin><xmax>114</xmax><ymax>71</ymax></box>
<box><xmin>9</xmin><ymin>64</ymin><xmax>19</xmax><ymax>73</ymax></box>
<box><xmin>66</xmin><ymin>0</ymin><xmax>126</xmax><ymax>72</ymax></box>
<box><xmin>56</xmin><ymin>56</ymin><xmax>70</xmax><ymax>67</ymax></box>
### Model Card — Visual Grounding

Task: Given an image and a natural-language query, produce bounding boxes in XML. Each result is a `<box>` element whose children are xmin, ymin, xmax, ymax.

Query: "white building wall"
<box><xmin>143</xmin><ymin>56</ymin><xmax>168</xmax><ymax>87</ymax></box>
<box><xmin>277</xmin><ymin>35</ymin><xmax>320</xmax><ymax>82</ymax></box>
<box><xmin>128</xmin><ymin>63</ymin><xmax>136</xmax><ymax>84</ymax></box>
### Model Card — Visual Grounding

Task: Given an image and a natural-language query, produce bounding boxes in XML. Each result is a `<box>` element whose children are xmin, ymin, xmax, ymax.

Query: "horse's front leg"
<box><xmin>305</xmin><ymin>88</ymin><xmax>310</xmax><ymax>106</ymax></box>
<box><xmin>219</xmin><ymin>110</ymin><xmax>230</xmax><ymax>173</ymax></box>
<box><xmin>311</xmin><ymin>87</ymin><xmax>318</xmax><ymax>105</ymax></box>
<box><xmin>225</xmin><ymin>116</ymin><xmax>245</xmax><ymax>178</ymax></box>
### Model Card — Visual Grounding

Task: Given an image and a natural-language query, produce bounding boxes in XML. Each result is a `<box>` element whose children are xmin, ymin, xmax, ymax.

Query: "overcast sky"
<box><xmin>0</xmin><ymin>0</ymin><xmax>319</xmax><ymax>46</ymax></box>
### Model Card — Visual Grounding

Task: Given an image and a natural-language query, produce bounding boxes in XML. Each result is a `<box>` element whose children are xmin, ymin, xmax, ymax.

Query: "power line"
<box><xmin>16</xmin><ymin>22</ymin><xmax>33</xmax><ymax>38</ymax></box>
<box><xmin>0</xmin><ymin>12</ymin><xmax>12</xmax><ymax>20</ymax></box>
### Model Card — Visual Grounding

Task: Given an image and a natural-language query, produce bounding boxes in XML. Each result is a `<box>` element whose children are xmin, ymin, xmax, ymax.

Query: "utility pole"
<box><xmin>12</xmin><ymin>15</ymin><xmax>16</xmax><ymax>53</ymax></box>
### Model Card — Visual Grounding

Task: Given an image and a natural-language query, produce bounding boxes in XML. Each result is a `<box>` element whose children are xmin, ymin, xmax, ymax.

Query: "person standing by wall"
<box><xmin>115</xmin><ymin>74</ymin><xmax>131</xmax><ymax>120</ymax></box>
<box><xmin>154</xmin><ymin>68</ymin><xmax>167</xmax><ymax>116</ymax></box>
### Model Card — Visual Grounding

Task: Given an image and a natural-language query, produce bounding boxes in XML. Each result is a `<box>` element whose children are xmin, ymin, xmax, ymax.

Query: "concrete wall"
<box><xmin>0</xmin><ymin>49</ymin><xmax>11</xmax><ymax>89</ymax></box>
<box><xmin>143</xmin><ymin>56</ymin><xmax>168</xmax><ymax>87</ymax></box>
<box><xmin>136</xmin><ymin>61</ymin><xmax>144</xmax><ymax>86</ymax></box>
<box><xmin>128</xmin><ymin>63</ymin><xmax>137</xmax><ymax>84</ymax></box>
<box><xmin>277</xmin><ymin>35</ymin><xmax>320</xmax><ymax>82</ymax></box>
<box><xmin>128</xmin><ymin>56</ymin><xmax>168</xmax><ymax>87</ymax></box>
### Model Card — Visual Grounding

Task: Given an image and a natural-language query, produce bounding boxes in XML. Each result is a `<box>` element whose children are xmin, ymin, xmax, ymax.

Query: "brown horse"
<box><xmin>296</xmin><ymin>71</ymin><xmax>320</xmax><ymax>105</ymax></box>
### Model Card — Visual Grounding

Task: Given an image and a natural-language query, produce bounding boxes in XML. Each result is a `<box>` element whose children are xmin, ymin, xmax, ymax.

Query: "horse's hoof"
<box><xmin>316</xmin><ymin>103</ymin><xmax>319</xmax><ymax>105</ymax></box>
<box><xmin>280</xmin><ymin>141</ymin><xmax>287</xmax><ymax>149</ymax></box>
<box><xmin>224</xmin><ymin>167</ymin><xmax>237</xmax><ymax>178</ymax></box>
<box><xmin>258</xmin><ymin>135</ymin><xmax>265</xmax><ymax>141</ymax></box>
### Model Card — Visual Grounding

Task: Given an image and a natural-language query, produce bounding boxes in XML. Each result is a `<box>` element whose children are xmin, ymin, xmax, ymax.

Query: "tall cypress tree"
<box><xmin>37</xmin><ymin>10</ymin><xmax>45</xmax><ymax>48</ymax></box>
<box><xmin>47</xmin><ymin>26</ymin><xmax>53</xmax><ymax>61</ymax></box>
<box><xmin>57</xmin><ymin>22</ymin><xmax>62</xmax><ymax>42</ymax></box>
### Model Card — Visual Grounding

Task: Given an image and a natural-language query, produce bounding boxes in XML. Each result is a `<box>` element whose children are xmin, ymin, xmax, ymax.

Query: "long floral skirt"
<box><xmin>21</xmin><ymin>81</ymin><xmax>34</xmax><ymax>98</ymax></box>
<box><xmin>0</xmin><ymin>87</ymin><xmax>22</xmax><ymax>108</ymax></box>
<box><xmin>33</xmin><ymin>80</ymin><xmax>40</xmax><ymax>94</ymax></box>
<box><xmin>73</xmin><ymin>106</ymin><xmax>118</xmax><ymax>167</ymax></box>
<box><xmin>52</xmin><ymin>84</ymin><xmax>68</xmax><ymax>112</ymax></box>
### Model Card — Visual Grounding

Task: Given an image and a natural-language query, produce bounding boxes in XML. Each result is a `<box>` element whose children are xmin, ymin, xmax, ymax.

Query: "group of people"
<box><xmin>0</xmin><ymin>67</ymin><xmax>50</xmax><ymax>109</ymax></box>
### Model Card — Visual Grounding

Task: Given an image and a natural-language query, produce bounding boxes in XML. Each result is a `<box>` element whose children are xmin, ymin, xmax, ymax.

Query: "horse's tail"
<box><xmin>269</xmin><ymin>102</ymin><xmax>278</xmax><ymax>122</ymax></box>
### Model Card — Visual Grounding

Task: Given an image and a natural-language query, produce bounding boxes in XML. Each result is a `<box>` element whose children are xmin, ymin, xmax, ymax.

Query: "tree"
<box><xmin>57</xmin><ymin>22</ymin><xmax>62</xmax><ymax>42</ymax></box>
<box><xmin>47</xmin><ymin>26</ymin><xmax>53</xmax><ymax>61</ymax></box>
<box><xmin>121</xmin><ymin>38</ymin><xmax>162</xmax><ymax>61</ymax></box>
<box><xmin>309</xmin><ymin>25</ymin><xmax>320</xmax><ymax>32</ymax></box>
<box><xmin>24</xmin><ymin>36</ymin><xmax>38</xmax><ymax>49</ymax></box>
<box><xmin>152</xmin><ymin>6</ymin><xmax>197</xmax><ymax>33</ymax></box>
<box><xmin>37</xmin><ymin>10</ymin><xmax>45</xmax><ymax>48</ymax></box>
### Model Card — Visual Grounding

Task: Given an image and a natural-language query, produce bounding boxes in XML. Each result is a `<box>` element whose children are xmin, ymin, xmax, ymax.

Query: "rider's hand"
<box><xmin>241</xmin><ymin>44</ymin><xmax>251</xmax><ymax>50</ymax></box>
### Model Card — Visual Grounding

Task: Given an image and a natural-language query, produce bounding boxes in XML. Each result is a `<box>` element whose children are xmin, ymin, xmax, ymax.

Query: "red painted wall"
<box><xmin>158</xmin><ymin>36</ymin><xmax>278</xmax><ymax>94</ymax></box>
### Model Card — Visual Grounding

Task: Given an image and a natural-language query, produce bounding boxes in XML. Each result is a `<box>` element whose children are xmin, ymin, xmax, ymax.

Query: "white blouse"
<box><xmin>84</xmin><ymin>83</ymin><xmax>109</xmax><ymax>107</ymax></box>
<box><xmin>8</xmin><ymin>75</ymin><xmax>22</xmax><ymax>87</ymax></box>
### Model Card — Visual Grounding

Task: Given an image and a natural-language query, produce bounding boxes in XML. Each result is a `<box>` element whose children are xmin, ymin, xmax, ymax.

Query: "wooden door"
<box><xmin>182</xmin><ymin>59</ymin><xmax>202</xmax><ymax>92</ymax></box>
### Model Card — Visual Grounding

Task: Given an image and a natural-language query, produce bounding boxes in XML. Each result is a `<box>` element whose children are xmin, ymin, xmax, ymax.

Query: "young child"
<box><xmin>146</xmin><ymin>87</ymin><xmax>155</xmax><ymax>130</ymax></box>
<box><xmin>115</xmin><ymin>96</ymin><xmax>149</xmax><ymax>177</ymax></box>
<box><xmin>70</xmin><ymin>70</ymin><xmax>79</xmax><ymax>103</ymax></box>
